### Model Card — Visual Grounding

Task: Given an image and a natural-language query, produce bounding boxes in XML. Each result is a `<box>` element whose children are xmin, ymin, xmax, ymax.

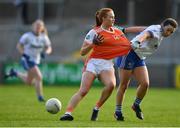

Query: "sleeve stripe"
<box><xmin>147</xmin><ymin>30</ymin><xmax>154</xmax><ymax>38</ymax></box>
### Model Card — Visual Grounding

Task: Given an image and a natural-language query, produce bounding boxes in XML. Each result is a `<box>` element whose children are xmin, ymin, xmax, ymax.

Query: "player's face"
<box><xmin>162</xmin><ymin>25</ymin><xmax>175</xmax><ymax>37</ymax></box>
<box><xmin>33</xmin><ymin>21</ymin><xmax>44</xmax><ymax>35</ymax></box>
<box><xmin>103</xmin><ymin>11</ymin><xmax>115</xmax><ymax>27</ymax></box>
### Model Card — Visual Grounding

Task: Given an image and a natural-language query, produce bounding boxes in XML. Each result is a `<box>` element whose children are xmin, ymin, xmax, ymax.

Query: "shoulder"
<box><xmin>85</xmin><ymin>28</ymin><xmax>97</xmax><ymax>39</ymax></box>
<box><xmin>113</xmin><ymin>27</ymin><xmax>122</xmax><ymax>32</ymax></box>
<box><xmin>146</xmin><ymin>25</ymin><xmax>161</xmax><ymax>32</ymax></box>
<box><xmin>40</xmin><ymin>33</ymin><xmax>48</xmax><ymax>38</ymax></box>
<box><xmin>21</xmin><ymin>32</ymin><xmax>33</xmax><ymax>39</ymax></box>
<box><xmin>19</xmin><ymin>32</ymin><xmax>33</xmax><ymax>44</ymax></box>
<box><xmin>143</xmin><ymin>25</ymin><xmax>161</xmax><ymax>37</ymax></box>
<box><xmin>41</xmin><ymin>33</ymin><xmax>51</xmax><ymax>44</ymax></box>
<box><xmin>93</xmin><ymin>26</ymin><xmax>104</xmax><ymax>33</ymax></box>
<box><xmin>112</xmin><ymin>26</ymin><xmax>124</xmax><ymax>35</ymax></box>
<box><xmin>88</xmin><ymin>28</ymin><xmax>97</xmax><ymax>34</ymax></box>
<box><xmin>20</xmin><ymin>32</ymin><xmax>32</xmax><ymax>39</ymax></box>
<box><xmin>23</xmin><ymin>32</ymin><xmax>33</xmax><ymax>36</ymax></box>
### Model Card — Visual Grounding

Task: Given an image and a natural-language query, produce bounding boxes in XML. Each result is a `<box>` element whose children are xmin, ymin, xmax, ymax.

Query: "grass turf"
<box><xmin>0</xmin><ymin>85</ymin><xmax>180</xmax><ymax>127</ymax></box>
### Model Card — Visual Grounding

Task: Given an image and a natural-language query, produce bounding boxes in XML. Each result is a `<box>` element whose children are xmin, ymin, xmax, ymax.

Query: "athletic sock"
<box><xmin>66</xmin><ymin>106</ymin><xmax>73</xmax><ymax>115</ymax></box>
<box><xmin>38</xmin><ymin>95</ymin><xmax>45</xmax><ymax>101</ymax></box>
<box><xmin>134</xmin><ymin>97</ymin><xmax>142</xmax><ymax>106</ymax></box>
<box><xmin>94</xmin><ymin>106</ymin><xmax>99</xmax><ymax>111</ymax></box>
<box><xmin>115</xmin><ymin>105</ymin><xmax>122</xmax><ymax>113</ymax></box>
<box><xmin>65</xmin><ymin>112</ymin><xmax>72</xmax><ymax>115</ymax></box>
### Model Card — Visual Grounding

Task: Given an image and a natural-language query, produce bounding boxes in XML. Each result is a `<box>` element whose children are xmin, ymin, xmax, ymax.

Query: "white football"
<box><xmin>45</xmin><ymin>98</ymin><xmax>62</xmax><ymax>114</ymax></box>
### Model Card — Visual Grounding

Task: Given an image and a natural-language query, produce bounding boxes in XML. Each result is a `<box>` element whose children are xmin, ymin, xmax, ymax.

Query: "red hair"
<box><xmin>95</xmin><ymin>8</ymin><xmax>113</xmax><ymax>27</ymax></box>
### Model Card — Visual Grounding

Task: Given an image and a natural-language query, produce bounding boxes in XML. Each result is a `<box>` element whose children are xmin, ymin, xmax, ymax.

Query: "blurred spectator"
<box><xmin>14</xmin><ymin>0</ymin><xmax>28</xmax><ymax>24</ymax></box>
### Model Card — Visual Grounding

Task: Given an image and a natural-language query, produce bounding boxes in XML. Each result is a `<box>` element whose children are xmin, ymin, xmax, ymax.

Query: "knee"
<box><xmin>141</xmin><ymin>81</ymin><xmax>149</xmax><ymax>88</ymax></box>
<box><xmin>120</xmin><ymin>83</ymin><xmax>128</xmax><ymax>92</ymax></box>
<box><xmin>107</xmin><ymin>82</ymin><xmax>115</xmax><ymax>92</ymax></box>
<box><xmin>26</xmin><ymin>79</ymin><xmax>33</xmax><ymax>85</ymax></box>
<box><xmin>36</xmin><ymin>75</ymin><xmax>43</xmax><ymax>81</ymax></box>
<box><xmin>79</xmin><ymin>90</ymin><xmax>89</xmax><ymax>97</ymax></box>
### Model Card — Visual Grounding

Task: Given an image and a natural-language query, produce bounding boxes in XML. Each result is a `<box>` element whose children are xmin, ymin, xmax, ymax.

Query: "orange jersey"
<box><xmin>87</xmin><ymin>26</ymin><xmax>131</xmax><ymax>60</ymax></box>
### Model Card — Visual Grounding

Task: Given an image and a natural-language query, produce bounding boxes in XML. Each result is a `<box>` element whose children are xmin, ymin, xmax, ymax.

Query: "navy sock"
<box><xmin>134</xmin><ymin>97</ymin><xmax>142</xmax><ymax>106</ymax></box>
<box><xmin>115</xmin><ymin>105</ymin><xmax>122</xmax><ymax>113</ymax></box>
<box><xmin>38</xmin><ymin>95</ymin><xmax>45</xmax><ymax>101</ymax></box>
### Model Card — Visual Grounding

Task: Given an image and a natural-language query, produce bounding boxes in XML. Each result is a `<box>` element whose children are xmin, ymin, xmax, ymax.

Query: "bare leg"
<box><xmin>131</xmin><ymin>66</ymin><xmax>149</xmax><ymax>120</ymax></box>
<box><xmin>17</xmin><ymin>71</ymin><xmax>34</xmax><ymax>85</ymax></box>
<box><xmin>17</xmin><ymin>72</ymin><xmax>28</xmax><ymax>83</ymax></box>
<box><xmin>31</xmin><ymin>66</ymin><xmax>44</xmax><ymax>101</ymax></box>
<box><xmin>95</xmin><ymin>69</ymin><xmax>116</xmax><ymax>109</ymax></box>
<box><xmin>60</xmin><ymin>71</ymin><xmax>96</xmax><ymax>121</ymax></box>
<box><xmin>33</xmin><ymin>67</ymin><xmax>43</xmax><ymax>96</ymax></box>
<box><xmin>114</xmin><ymin>69</ymin><xmax>132</xmax><ymax>121</ymax></box>
<box><xmin>90</xmin><ymin>69</ymin><xmax>116</xmax><ymax>121</ymax></box>
<box><xmin>66</xmin><ymin>71</ymin><xmax>96</xmax><ymax>113</ymax></box>
<box><xmin>133</xmin><ymin>66</ymin><xmax>149</xmax><ymax>101</ymax></box>
<box><xmin>116</xmin><ymin>69</ymin><xmax>132</xmax><ymax>106</ymax></box>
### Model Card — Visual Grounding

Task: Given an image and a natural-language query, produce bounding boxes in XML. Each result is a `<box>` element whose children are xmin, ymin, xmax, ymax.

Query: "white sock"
<box><xmin>94</xmin><ymin>107</ymin><xmax>99</xmax><ymax>111</ymax></box>
<box><xmin>65</xmin><ymin>112</ymin><xmax>72</xmax><ymax>115</ymax></box>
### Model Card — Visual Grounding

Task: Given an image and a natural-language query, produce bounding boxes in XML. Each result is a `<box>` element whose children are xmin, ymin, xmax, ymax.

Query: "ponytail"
<box><xmin>42</xmin><ymin>27</ymin><xmax>48</xmax><ymax>35</ymax></box>
<box><xmin>95</xmin><ymin>11</ymin><xmax>101</xmax><ymax>27</ymax></box>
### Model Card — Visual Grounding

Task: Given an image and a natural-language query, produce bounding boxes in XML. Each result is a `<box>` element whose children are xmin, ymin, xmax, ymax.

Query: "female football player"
<box><xmin>114</xmin><ymin>18</ymin><xmax>178</xmax><ymax>121</ymax></box>
<box><xmin>5</xmin><ymin>19</ymin><xmax>52</xmax><ymax>102</ymax></box>
<box><xmin>60</xmin><ymin>8</ymin><xmax>145</xmax><ymax>121</ymax></box>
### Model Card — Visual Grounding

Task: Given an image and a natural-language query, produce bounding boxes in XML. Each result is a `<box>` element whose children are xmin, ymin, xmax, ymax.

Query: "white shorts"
<box><xmin>85</xmin><ymin>58</ymin><xmax>114</xmax><ymax>76</ymax></box>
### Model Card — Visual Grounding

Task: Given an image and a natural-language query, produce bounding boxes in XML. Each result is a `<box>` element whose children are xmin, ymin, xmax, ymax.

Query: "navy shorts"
<box><xmin>20</xmin><ymin>54</ymin><xmax>37</xmax><ymax>70</ymax></box>
<box><xmin>115</xmin><ymin>50</ymin><xmax>146</xmax><ymax>70</ymax></box>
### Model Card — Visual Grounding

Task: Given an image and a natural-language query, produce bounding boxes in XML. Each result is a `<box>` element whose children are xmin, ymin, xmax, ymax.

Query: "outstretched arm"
<box><xmin>136</xmin><ymin>31</ymin><xmax>153</xmax><ymax>43</ymax></box>
<box><xmin>124</xmin><ymin>26</ymin><xmax>147</xmax><ymax>34</ymax></box>
<box><xmin>131</xmin><ymin>31</ymin><xmax>153</xmax><ymax>50</ymax></box>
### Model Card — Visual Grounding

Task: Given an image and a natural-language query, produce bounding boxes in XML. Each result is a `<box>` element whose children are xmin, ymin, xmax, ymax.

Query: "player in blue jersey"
<box><xmin>5</xmin><ymin>19</ymin><xmax>52</xmax><ymax>102</ymax></box>
<box><xmin>114</xmin><ymin>18</ymin><xmax>178</xmax><ymax>121</ymax></box>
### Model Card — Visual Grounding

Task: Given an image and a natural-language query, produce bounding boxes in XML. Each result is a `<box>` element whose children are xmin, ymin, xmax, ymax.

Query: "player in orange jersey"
<box><xmin>60</xmin><ymin>8</ymin><xmax>145</xmax><ymax>121</ymax></box>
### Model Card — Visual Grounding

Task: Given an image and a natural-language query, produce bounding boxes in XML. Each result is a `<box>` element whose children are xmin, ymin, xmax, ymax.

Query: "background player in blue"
<box><xmin>5</xmin><ymin>19</ymin><xmax>52</xmax><ymax>102</ymax></box>
<box><xmin>114</xmin><ymin>18</ymin><xmax>178</xmax><ymax>121</ymax></box>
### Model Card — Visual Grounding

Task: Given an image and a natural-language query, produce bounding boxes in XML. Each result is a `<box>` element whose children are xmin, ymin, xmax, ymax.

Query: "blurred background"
<box><xmin>0</xmin><ymin>0</ymin><xmax>180</xmax><ymax>88</ymax></box>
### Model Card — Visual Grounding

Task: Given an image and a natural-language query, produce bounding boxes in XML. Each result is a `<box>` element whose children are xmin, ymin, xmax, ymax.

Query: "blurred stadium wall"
<box><xmin>0</xmin><ymin>0</ymin><xmax>179</xmax><ymax>88</ymax></box>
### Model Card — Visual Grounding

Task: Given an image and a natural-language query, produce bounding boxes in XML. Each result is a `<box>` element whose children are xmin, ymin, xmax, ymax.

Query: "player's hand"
<box><xmin>131</xmin><ymin>41</ymin><xmax>141</xmax><ymax>50</ymax></box>
<box><xmin>93</xmin><ymin>34</ymin><xmax>104</xmax><ymax>45</ymax></box>
<box><xmin>41</xmin><ymin>52</ymin><xmax>46</xmax><ymax>59</ymax></box>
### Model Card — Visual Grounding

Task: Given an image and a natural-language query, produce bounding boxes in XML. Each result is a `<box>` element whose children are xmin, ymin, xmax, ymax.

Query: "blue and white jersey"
<box><xmin>131</xmin><ymin>25</ymin><xmax>164</xmax><ymax>59</ymax></box>
<box><xmin>19</xmin><ymin>32</ymin><xmax>51</xmax><ymax>64</ymax></box>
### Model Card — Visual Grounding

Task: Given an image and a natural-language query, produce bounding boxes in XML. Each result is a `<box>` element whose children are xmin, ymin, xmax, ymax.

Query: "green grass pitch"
<box><xmin>0</xmin><ymin>85</ymin><xmax>180</xmax><ymax>127</ymax></box>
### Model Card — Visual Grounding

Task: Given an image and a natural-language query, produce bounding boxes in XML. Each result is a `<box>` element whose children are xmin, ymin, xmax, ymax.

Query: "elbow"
<box><xmin>80</xmin><ymin>50</ymin><xmax>86</xmax><ymax>56</ymax></box>
<box><xmin>80</xmin><ymin>48</ymin><xmax>88</xmax><ymax>56</ymax></box>
<box><xmin>16</xmin><ymin>44</ymin><xmax>22</xmax><ymax>53</ymax></box>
